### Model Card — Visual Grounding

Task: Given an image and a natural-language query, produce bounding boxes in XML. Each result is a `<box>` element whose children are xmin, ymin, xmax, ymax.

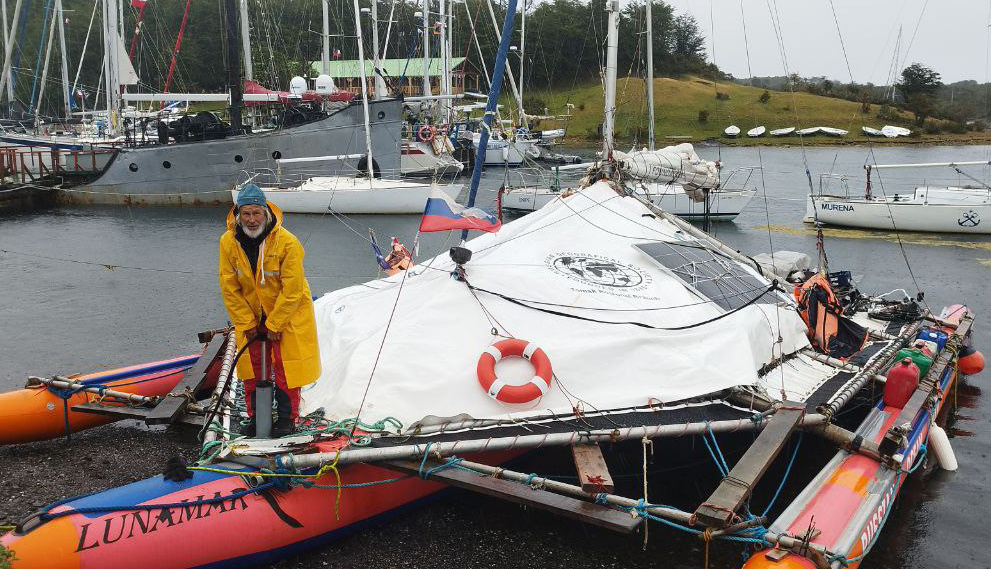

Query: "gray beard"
<box><xmin>242</xmin><ymin>224</ymin><xmax>265</xmax><ymax>238</ymax></box>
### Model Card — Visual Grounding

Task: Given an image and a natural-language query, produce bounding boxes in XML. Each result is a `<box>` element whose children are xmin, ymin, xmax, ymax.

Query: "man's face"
<box><xmin>239</xmin><ymin>204</ymin><xmax>267</xmax><ymax>237</ymax></box>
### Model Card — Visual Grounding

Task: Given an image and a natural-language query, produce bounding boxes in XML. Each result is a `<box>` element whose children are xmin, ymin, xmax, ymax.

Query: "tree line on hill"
<box><xmin>3</xmin><ymin>0</ymin><xmax>713</xmax><ymax>119</ymax></box>
<box><xmin>737</xmin><ymin>65</ymin><xmax>989</xmax><ymax>132</ymax></box>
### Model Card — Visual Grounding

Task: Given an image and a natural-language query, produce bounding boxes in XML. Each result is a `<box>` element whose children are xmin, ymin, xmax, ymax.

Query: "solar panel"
<box><xmin>634</xmin><ymin>241</ymin><xmax>778</xmax><ymax>311</ymax></box>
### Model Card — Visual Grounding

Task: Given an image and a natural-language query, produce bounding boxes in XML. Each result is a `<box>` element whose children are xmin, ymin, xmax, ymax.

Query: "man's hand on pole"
<box><xmin>260</xmin><ymin>323</ymin><xmax>281</xmax><ymax>342</ymax></box>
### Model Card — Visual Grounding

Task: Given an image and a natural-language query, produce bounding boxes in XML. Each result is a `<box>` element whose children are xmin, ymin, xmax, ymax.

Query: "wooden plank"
<box><xmin>694</xmin><ymin>402</ymin><xmax>806</xmax><ymax>527</ymax></box>
<box><xmin>382</xmin><ymin>459</ymin><xmax>643</xmax><ymax>534</ymax></box>
<box><xmin>73</xmin><ymin>402</ymin><xmax>206</xmax><ymax>427</ymax></box>
<box><xmin>571</xmin><ymin>443</ymin><xmax>615</xmax><ymax>493</ymax></box>
<box><xmin>72</xmin><ymin>402</ymin><xmax>154</xmax><ymax>420</ymax></box>
<box><xmin>144</xmin><ymin>335</ymin><xmax>226</xmax><ymax>425</ymax></box>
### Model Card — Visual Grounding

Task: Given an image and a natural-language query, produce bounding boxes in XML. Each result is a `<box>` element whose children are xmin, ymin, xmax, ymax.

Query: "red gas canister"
<box><xmin>884</xmin><ymin>358</ymin><xmax>920</xmax><ymax>409</ymax></box>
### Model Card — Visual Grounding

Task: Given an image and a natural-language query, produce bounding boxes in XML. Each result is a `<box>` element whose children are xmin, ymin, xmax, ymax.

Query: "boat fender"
<box><xmin>477</xmin><ymin>339</ymin><xmax>553</xmax><ymax>404</ymax></box>
<box><xmin>928</xmin><ymin>424</ymin><xmax>958</xmax><ymax>471</ymax></box>
<box><xmin>959</xmin><ymin>346</ymin><xmax>985</xmax><ymax>375</ymax></box>
<box><xmin>418</xmin><ymin>124</ymin><xmax>437</xmax><ymax>143</ymax></box>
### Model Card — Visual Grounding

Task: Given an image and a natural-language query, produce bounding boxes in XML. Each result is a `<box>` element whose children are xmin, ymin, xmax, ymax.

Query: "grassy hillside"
<box><xmin>521</xmin><ymin>76</ymin><xmax>991</xmax><ymax>146</ymax></box>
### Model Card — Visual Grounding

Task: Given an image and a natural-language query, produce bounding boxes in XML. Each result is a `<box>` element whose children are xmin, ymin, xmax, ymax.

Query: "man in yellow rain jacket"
<box><xmin>219</xmin><ymin>184</ymin><xmax>321</xmax><ymax>437</ymax></box>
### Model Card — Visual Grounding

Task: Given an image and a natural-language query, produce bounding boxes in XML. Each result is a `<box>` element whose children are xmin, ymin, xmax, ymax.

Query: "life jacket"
<box><xmin>797</xmin><ymin>273</ymin><xmax>868</xmax><ymax>360</ymax></box>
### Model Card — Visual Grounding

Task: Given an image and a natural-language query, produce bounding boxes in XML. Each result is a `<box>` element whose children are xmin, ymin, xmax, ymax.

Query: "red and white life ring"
<box><xmin>476</xmin><ymin>339</ymin><xmax>553</xmax><ymax>404</ymax></box>
<box><xmin>417</xmin><ymin>124</ymin><xmax>436</xmax><ymax>143</ymax></box>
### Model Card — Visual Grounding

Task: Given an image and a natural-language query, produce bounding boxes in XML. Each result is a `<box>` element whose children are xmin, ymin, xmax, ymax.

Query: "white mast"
<box><xmin>71</xmin><ymin>0</ymin><xmax>99</xmax><ymax>106</ymax></box>
<box><xmin>239</xmin><ymin>0</ymin><xmax>252</xmax><ymax>80</ymax></box>
<box><xmin>421</xmin><ymin>0</ymin><xmax>431</xmax><ymax>97</ymax></box>
<box><xmin>518</xmin><ymin>0</ymin><xmax>525</xmax><ymax>122</ymax></box>
<box><xmin>381</xmin><ymin>0</ymin><xmax>396</xmax><ymax>61</ymax></box>
<box><xmin>103</xmin><ymin>0</ymin><xmax>123</xmax><ymax>134</ymax></box>
<box><xmin>645</xmin><ymin>0</ymin><xmax>654</xmax><ymax>150</ymax></box>
<box><xmin>1</xmin><ymin>0</ymin><xmax>11</xmax><ymax>101</ymax></box>
<box><xmin>0</xmin><ymin>0</ymin><xmax>22</xmax><ymax>103</ymax></box>
<box><xmin>352</xmin><ymin>0</ymin><xmax>375</xmax><ymax>183</ymax></box>
<box><xmin>34</xmin><ymin>3</ymin><xmax>58</xmax><ymax>129</ymax></box>
<box><xmin>438</xmin><ymin>0</ymin><xmax>449</xmax><ymax>117</ymax></box>
<box><xmin>321</xmin><ymin>0</ymin><xmax>330</xmax><ymax>75</ymax></box>
<box><xmin>370</xmin><ymin>0</ymin><xmax>387</xmax><ymax>98</ymax></box>
<box><xmin>56</xmin><ymin>0</ymin><xmax>71</xmax><ymax>119</ymax></box>
<box><xmin>602</xmin><ymin>0</ymin><xmax>619</xmax><ymax>162</ymax></box>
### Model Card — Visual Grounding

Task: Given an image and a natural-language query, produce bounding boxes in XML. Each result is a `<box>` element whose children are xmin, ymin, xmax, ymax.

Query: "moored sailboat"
<box><xmin>806</xmin><ymin>160</ymin><xmax>991</xmax><ymax>234</ymax></box>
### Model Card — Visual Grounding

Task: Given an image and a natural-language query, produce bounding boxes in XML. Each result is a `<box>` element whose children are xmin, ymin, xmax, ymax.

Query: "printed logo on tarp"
<box><xmin>545</xmin><ymin>253</ymin><xmax>653</xmax><ymax>293</ymax></box>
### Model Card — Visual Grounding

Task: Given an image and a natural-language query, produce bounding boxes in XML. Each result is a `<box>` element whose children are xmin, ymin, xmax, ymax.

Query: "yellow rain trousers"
<box><xmin>219</xmin><ymin>202</ymin><xmax>321</xmax><ymax>388</ymax></box>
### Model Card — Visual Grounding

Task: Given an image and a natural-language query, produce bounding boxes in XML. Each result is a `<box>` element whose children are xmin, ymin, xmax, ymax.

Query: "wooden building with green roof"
<box><xmin>309</xmin><ymin>58</ymin><xmax>481</xmax><ymax>97</ymax></box>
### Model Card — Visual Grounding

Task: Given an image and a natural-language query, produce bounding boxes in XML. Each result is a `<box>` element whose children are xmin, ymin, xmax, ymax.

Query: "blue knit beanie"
<box><xmin>236</xmin><ymin>184</ymin><xmax>267</xmax><ymax>207</ymax></box>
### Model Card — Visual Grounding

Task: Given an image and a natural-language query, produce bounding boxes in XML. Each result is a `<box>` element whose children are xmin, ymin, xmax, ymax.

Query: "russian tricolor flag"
<box><xmin>419</xmin><ymin>187</ymin><xmax>502</xmax><ymax>233</ymax></box>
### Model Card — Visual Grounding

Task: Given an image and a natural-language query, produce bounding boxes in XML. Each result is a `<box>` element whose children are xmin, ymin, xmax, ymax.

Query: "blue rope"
<box><xmin>417</xmin><ymin>442</ymin><xmax>435</xmax><ymax>478</ymax></box>
<box><xmin>39</xmin><ymin>483</ymin><xmax>277</xmax><ymax>522</ymax></box>
<box><xmin>762</xmin><ymin>431</ymin><xmax>803</xmax><ymax>517</ymax></box>
<box><xmin>702</xmin><ymin>424</ymin><xmax>730</xmax><ymax>476</ymax></box>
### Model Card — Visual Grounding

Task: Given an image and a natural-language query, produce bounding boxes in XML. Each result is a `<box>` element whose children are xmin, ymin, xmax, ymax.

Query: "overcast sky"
<box><xmin>631</xmin><ymin>0</ymin><xmax>990</xmax><ymax>84</ymax></box>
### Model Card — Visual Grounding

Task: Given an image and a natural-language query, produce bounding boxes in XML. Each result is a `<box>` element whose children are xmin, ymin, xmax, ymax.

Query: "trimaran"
<box><xmin>0</xmin><ymin>3</ymin><xmax>982</xmax><ymax>569</ymax></box>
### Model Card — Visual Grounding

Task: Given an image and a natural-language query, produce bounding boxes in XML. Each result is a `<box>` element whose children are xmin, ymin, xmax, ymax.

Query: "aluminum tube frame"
<box><xmin>204</xmin><ymin>332</ymin><xmax>239</xmax><ymax>445</ymax></box>
<box><xmin>278</xmin><ymin>414</ymin><xmax>827</xmax><ymax>469</ymax></box>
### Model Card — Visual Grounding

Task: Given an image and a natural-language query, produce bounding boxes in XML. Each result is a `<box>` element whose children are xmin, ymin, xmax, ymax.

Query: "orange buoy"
<box><xmin>742</xmin><ymin>549</ymin><xmax>818</xmax><ymax>568</ymax></box>
<box><xmin>476</xmin><ymin>339</ymin><xmax>552</xmax><ymax>404</ymax></box>
<box><xmin>959</xmin><ymin>346</ymin><xmax>985</xmax><ymax>375</ymax></box>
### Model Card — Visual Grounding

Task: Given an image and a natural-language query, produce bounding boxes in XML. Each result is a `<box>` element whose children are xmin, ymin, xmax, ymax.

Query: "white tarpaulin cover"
<box><xmin>614</xmin><ymin>143</ymin><xmax>720</xmax><ymax>189</ymax></box>
<box><xmin>302</xmin><ymin>182</ymin><xmax>809</xmax><ymax>428</ymax></box>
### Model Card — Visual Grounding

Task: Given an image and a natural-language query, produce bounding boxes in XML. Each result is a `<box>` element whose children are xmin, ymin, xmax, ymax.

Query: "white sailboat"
<box><xmin>805</xmin><ymin>160</ymin><xmax>991</xmax><ymax>233</ymax></box>
<box><xmin>503</xmin><ymin>2</ymin><xmax>755</xmax><ymax>221</ymax></box>
<box><xmin>232</xmin><ymin>176</ymin><xmax>461</xmax><ymax>214</ymax></box>
<box><xmin>724</xmin><ymin>125</ymin><xmax>741</xmax><ymax>137</ymax></box>
<box><xmin>747</xmin><ymin>126</ymin><xmax>766</xmax><ymax>137</ymax></box>
<box><xmin>795</xmin><ymin>127</ymin><xmax>821</xmax><ymax>136</ymax></box>
<box><xmin>770</xmin><ymin>127</ymin><xmax>795</xmax><ymax>136</ymax></box>
<box><xmin>862</xmin><ymin>126</ymin><xmax>884</xmax><ymax>137</ymax></box>
<box><xmin>401</xmin><ymin>139</ymin><xmax>464</xmax><ymax>178</ymax></box>
<box><xmin>236</xmin><ymin>1</ymin><xmax>462</xmax><ymax>214</ymax></box>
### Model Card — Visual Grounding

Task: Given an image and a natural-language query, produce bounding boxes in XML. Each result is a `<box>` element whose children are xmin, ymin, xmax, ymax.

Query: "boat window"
<box><xmin>634</xmin><ymin>241</ymin><xmax>777</xmax><ymax>311</ymax></box>
<box><xmin>272</xmin><ymin>151</ymin><xmax>282</xmax><ymax>160</ymax></box>
<box><xmin>162</xmin><ymin>161</ymin><xmax>172</xmax><ymax>169</ymax></box>
<box><xmin>234</xmin><ymin>154</ymin><xmax>244</xmax><ymax>163</ymax></box>
<box><xmin>377</xmin><ymin>111</ymin><xmax>386</xmax><ymax>120</ymax></box>
<box><xmin>128</xmin><ymin>163</ymin><xmax>138</xmax><ymax>172</ymax></box>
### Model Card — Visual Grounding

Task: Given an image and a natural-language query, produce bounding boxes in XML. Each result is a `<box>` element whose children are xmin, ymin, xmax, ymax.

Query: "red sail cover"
<box><xmin>242</xmin><ymin>80</ymin><xmax>354</xmax><ymax>106</ymax></box>
<box><xmin>130</xmin><ymin>0</ymin><xmax>147</xmax><ymax>6</ymax></box>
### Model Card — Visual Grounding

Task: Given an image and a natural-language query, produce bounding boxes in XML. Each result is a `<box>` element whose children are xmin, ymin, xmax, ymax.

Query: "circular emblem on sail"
<box><xmin>548</xmin><ymin>254</ymin><xmax>646</xmax><ymax>288</ymax></box>
<box><xmin>958</xmin><ymin>210</ymin><xmax>981</xmax><ymax>227</ymax></box>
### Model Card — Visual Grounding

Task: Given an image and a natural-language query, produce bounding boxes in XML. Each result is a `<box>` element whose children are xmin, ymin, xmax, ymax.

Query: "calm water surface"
<box><xmin>0</xmin><ymin>144</ymin><xmax>988</xmax><ymax>568</ymax></box>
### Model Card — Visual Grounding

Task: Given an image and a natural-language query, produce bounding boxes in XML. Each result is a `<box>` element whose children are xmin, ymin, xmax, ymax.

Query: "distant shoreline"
<box><xmin>559</xmin><ymin>133</ymin><xmax>991</xmax><ymax>148</ymax></box>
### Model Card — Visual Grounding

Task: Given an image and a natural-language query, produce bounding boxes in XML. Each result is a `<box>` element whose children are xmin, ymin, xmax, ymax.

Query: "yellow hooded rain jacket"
<box><xmin>219</xmin><ymin>201</ymin><xmax>321</xmax><ymax>388</ymax></box>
